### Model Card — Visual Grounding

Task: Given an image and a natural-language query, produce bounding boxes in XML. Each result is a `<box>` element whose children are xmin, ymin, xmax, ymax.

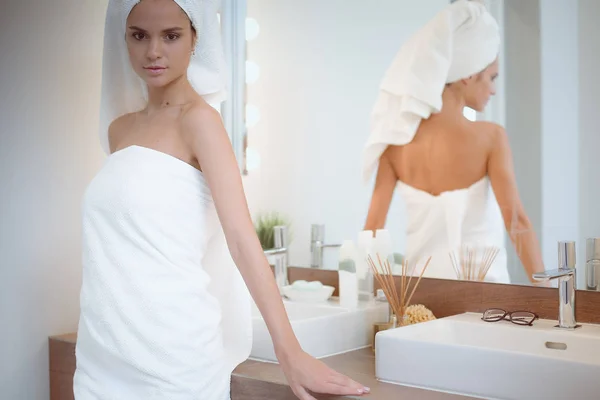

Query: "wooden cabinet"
<box><xmin>48</xmin><ymin>334</ymin><xmax>77</xmax><ymax>400</ymax></box>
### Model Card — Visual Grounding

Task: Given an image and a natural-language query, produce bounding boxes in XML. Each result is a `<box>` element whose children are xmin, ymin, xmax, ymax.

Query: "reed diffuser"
<box><xmin>367</xmin><ymin>254</ymin><xmax>432</xmax><ymax>327</ymax></box>
<box><xmin>449</xmin><ymin>245</ymin><xmax>500</xmax><ymax>281</ymax></box>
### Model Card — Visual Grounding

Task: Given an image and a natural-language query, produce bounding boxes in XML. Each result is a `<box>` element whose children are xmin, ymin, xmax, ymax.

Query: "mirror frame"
<box><xmin>220</xmin><ymin>0</ymin><xmax>248</xmax><ymax>175</ymax></box>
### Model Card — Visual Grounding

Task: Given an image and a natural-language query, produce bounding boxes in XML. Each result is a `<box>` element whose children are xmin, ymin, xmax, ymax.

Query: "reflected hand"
<box><xmin>532</xmin><ymin>279</ymin><xmax>553</xmax><ymax>288</ymax></box>
<box><xmin>278</xmin><ymin>348</ymin><xmax>370</xmax><ymax>400</ymax></box>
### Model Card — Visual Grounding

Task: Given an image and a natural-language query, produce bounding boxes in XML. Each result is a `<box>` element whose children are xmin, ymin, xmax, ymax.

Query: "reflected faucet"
<box><xmin>310</xmin><ymin>224</ymin><xmax>341</xmax><ymax>269</ymax></box>
<box><xmin>532</xmin><ymin>241</ymin><xmax>579</xmax><ymax>329</ymax></box>
<box><xmin>263</xmin><ymin>225</ymin><xmax>289</xmax><ymax>292</ymax></box>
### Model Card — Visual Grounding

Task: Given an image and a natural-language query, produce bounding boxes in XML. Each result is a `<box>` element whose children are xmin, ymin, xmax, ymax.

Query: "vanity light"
<box><xmin>245</xmin><ymin>147</ymin><xmax>261</xmax><ymax>171</ymax></box>
<box><xmin>246</xmin><ymin>61</ymin><xmax>260</xmax><ymax>84</ymax></box>
<box><xmin>245</xmin><ymin>17</ymin><xmax>260</xmax><ymax>41</ymax></box>
<box><xmin>246</xmin><ymin>104</ymin><xmax>261</xmax><ymax>128</ymax></box>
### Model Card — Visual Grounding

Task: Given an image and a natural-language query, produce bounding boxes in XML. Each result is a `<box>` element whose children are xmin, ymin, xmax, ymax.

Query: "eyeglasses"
<box><xmin>481</xmin><ymin>308</ymin><xmax>538</xmax><ymax>326</ymax></box>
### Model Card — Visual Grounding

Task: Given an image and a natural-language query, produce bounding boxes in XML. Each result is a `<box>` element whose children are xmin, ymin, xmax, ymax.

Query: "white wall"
<box><xmin>0</xmin><ymin>0</ymin><xmax>108</xmax><ymax>398</ymax></box>
<box><xmin>502</xmin><ymin>0</ymin><xmax>543</xmax><ymax>284</ymax></box>
<box><xmin>243</xmin><ymin>0</ymin><xmax>449</xmax><ymax>268</ymax></box>
<box><xmin>504</xmin><ymin>1</ymin><xmax>594</xmax><ymax>286</ymax></box>
<box><xmin>578</xmin><ymin>0</ymin><xmax>600</xmax><ymax>289</ymax></box>
<box><xmin>540</xmin><ymin>0</ymin><xmax>580</xmax><ymax>280</ymax></box>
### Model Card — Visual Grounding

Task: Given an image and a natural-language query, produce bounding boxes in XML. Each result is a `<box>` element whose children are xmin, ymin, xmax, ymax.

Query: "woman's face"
<box><xmin>464</xmin><ymin>59</ymin><xmax>499</xmax><ymax>112</ymax></box>
<box><xmin>125</xmin><ymin>0</ymin><xmax>196</xmax><ymax>88</ymax></box>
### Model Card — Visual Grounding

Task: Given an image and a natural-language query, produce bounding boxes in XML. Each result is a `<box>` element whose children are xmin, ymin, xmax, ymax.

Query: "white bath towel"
<box><xmin>362</xmin><ymin>0</ymin><xmax>500</xmax><ymax>183</ymax></box>
<box><xmin>74</xmin><ymin>146</ymin><xmax>252</xmax><ymax>399</ymax></box>
<box><xmin>398</xmin><ymin>177</ymin><xmax>508</xmax><ymax>283</ymax></box>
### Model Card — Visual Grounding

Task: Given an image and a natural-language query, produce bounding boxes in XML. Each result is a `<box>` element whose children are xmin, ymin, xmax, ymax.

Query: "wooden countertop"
<box><xmin>49</xmin><ymin>333</ymin><xmax>472</xmax><ymax>400</ymax></box>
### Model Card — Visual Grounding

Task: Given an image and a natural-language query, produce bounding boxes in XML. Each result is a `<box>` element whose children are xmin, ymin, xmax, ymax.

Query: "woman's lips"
<box><xmin>144</xmin><ymin>66</ymin><xmax>166</xmax><ymax>75</ymax></box>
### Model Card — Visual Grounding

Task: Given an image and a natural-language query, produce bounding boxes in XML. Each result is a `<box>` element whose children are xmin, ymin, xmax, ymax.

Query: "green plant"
<box><xmin>254</xmin><ymin>211</ymin><xmax>292</xmax><ymax>250</ymax></box>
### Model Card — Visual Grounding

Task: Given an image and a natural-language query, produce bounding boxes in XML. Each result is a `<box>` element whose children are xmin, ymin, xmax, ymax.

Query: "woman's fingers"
<box><xmin>293</xmin><ymin>385</ymin><xmax>317</xmax><ymax>400</ymax></box>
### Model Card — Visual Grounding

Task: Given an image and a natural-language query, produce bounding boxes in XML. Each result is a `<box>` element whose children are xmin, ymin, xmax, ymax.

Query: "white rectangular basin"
<box><xmin>250</xmin><ymin>298</ymin><xmax>389</xmax><ymax>363</ymax></box>
<box><xmin>375</xmin><ymin>312</ymin><xmax>600</xmax><ymax>400</ymax></box>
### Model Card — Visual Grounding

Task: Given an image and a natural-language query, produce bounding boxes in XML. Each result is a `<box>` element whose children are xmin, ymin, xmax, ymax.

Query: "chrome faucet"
<box><xmin>585</xmin><ymin>238</ymin><xmax>600</xmax><ymax>291</ymax></box>
<box><xmin>309</xmin><ymin>224</ymin><xmax>341</xmax><ymax>269</ymax></box>
<box><xmin>263</xmin><ymin>225</ymin><xmax>289</xmax><ymax>292</ymax></box>
<box><xmin>532</xmin><ymin>241</ymin><xmax>579</xmax><ymax>329</ymax></box>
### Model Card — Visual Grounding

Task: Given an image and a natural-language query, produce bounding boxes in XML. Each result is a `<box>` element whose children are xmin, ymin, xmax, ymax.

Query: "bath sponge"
<box><xmin>404</xmin><ymin>304</ymin><xmax>436</xmax><ymax>325</ymax></box>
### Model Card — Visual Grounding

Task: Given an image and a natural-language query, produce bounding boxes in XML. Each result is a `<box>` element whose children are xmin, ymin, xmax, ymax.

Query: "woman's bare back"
<box><xmin>385</xmin><ymin>118</ymin><xmax>496</xmax><ymax>196</ymax></box>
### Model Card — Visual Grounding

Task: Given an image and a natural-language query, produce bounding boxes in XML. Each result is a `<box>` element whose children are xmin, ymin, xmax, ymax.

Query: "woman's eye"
<box><xmin>166</xmin><ymin>34</ymin><xmax>180</xmax><ymax>40</ymax></box>
<box><xmin>132</xmin><ymin>32</ymin><xmax>145</xmax><ymax>40</ymax></box>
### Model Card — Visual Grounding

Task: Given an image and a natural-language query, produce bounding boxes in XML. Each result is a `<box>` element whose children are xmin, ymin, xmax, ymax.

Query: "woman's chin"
<box><xmin>468</xmin><ymin>103</ymin><xmax>485</xmax><ymax>113</ymax></box>
<box><xmin>143</xmin><ymin>76</ymin><xmax>171</xmax><ymax>89</ymax></box>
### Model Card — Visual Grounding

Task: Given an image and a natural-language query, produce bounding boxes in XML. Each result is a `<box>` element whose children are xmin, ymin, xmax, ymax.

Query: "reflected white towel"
<box><xmin>362</xmin><ymin>0</ymin><xmax>500</xmax><ymax>183</ymax></box>
<box><xmin>398</xmin><ymin>177</ymin><xmax>508</xmax><ymax>283</ymax></box>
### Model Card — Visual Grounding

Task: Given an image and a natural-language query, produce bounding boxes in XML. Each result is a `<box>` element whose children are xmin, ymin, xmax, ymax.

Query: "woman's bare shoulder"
<box><xmin>108</xmin><ymin>112</ymin><xmax>138</xmax><ymax>152</ymax></box>
<box><xmin>471</xmin><ymin>120</ymin><xmax>504</xmax><ymax>134</ymax></box>
<box><xmin>471</xmin><ymin>120</ymin><xmax>507</xmax><ymax>146</ymax></box>
<box><xmin>179</xmin><ymin>100</ymin><xmax>223</xmax><ymax>142</ymax></box>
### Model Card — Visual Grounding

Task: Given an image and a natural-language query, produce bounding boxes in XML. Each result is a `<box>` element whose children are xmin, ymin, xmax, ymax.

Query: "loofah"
<box><xmin>404</xmin><ymin>304</ymin><xmax>436</xmax><ymax>325</ymax></box>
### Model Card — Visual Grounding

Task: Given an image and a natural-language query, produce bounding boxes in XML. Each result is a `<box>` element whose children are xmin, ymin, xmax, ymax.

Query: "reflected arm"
<box><xmin>364</xmin><ymin>150</ymin><xmax>397</xmax><ymax>234</ymax></box>
<box><xmin>487</xmin><ymin>124</ymin><xmax>545</xmax><ymax>283</ymax></box>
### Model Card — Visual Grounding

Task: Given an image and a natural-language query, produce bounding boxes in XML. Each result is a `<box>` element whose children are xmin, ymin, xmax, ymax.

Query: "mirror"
<box><xmin>237</xmin><ymin>0</ymin><xmax>600</xmax><ymax>290</ymax></box>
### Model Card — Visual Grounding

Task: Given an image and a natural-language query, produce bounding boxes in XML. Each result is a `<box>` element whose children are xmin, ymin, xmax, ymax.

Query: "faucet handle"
<box><xmin>558</xmin><ymin>241</ymin><xmax>576</xmax><ymax>269</ymax></box>
<box><xmin>311</xmin><ymin>224</ymin><xmax>325</xmax><ymax>242</ymax></box>
<box><xmin>532</xmin><ymin>240</ymin><xmax>577</xmax><ymax>283</ymax></box>
<box><xmin>532</xmin><ymin>268</ymin><xmax>574</xmax><ymax>281</ymax></box>
<box><xmin>274</xmin><ymin>225</ymin><xmax>288</xmax><ymax>248</ymax></box>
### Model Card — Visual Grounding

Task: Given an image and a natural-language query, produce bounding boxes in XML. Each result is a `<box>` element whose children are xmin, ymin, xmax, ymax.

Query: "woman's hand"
<box><xmin>532</xmin><ymin>279</ymin><xmax>554</xmax><ymax>288</ymax></box>
<box><xmin>278</xmin><ymin>348</ymin><xmax>370</xmax><ymax>400</ymax></box>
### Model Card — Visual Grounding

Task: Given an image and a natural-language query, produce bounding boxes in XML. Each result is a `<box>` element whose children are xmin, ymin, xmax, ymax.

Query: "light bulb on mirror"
<box><xmin>245</xmin><ymin>146</ymin><xmax>261</xmax><ymax>171</ymax></box>
<box><xmin>245</xmin><ymin>104</ymin><xmax>261</xmax><ymax>128</ymax></box>
<box><xmin>246</xmin><ymin>61</ymin><xmax>260</xmax><ymax>84</ymax></box>
<box><xmin>246</xmin><ymin>18</ymin><xmax>260</xmax><ymax>41</ymax></box>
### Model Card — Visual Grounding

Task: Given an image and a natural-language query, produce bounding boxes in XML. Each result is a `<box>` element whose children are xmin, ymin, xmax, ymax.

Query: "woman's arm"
<box><xmin>364</xmin><ymin>150</ymin><xmax>397</xmax><ymax>234</ymax></box>
<box><xmin>487</xmin><ymin>124</ymin><xmax>545</xmax><ymax>282</ymax></box>
<box><xmin>181</xmin><ymin>104</ymin><xmax>369</xmax><ymax>400</ymax></box>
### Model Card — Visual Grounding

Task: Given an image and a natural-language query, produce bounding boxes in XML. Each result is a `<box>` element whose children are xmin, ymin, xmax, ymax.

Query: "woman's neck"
<box><xmin>145</xmin><ymin>76</ymin><xmax>197</xmax><ymax>112</ymax></box>
<box><xmin>437</xmin><ymin>85</ymin><xmax>467</xmax><ymax>117</ymax></box>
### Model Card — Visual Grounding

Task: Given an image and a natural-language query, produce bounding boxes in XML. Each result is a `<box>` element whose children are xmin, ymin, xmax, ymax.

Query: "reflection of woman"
<box><xmin>362</xmin><ymin>0</ymin><xmax>544</xmax><ymax>283</ymax></box>
<box><xmin>73</xmin><ymin>1</ymin><xmax>369</xmax><ymax>399</ymax></box>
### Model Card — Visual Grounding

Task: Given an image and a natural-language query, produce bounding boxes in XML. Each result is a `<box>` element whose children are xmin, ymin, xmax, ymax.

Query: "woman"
<box><xmin>73</xmin><ymin>1</ymin><xmax>369</xmax><ymax>399</ymax></box>
<box><xmin>362</xmin><ymin>0</ymin><xmax>545</xmax><ymax>283</ymax></box>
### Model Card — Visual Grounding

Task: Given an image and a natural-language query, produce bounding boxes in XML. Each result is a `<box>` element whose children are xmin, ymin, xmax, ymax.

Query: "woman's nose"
<box><xmin>146</xmin><ymin>38</ymin><xmax>163</xmax><ymax>60</ymax></box>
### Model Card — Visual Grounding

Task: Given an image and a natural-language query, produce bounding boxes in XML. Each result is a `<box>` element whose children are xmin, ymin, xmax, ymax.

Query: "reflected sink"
<box><xmin>250</xmin><ymin>298</ymin><xmax>389</xmax><ymax>363</ymax></box>
<box><xmin>375</xmin><ymin>312</ymin><xmax>600</xmax><ymax>399</ymax></box>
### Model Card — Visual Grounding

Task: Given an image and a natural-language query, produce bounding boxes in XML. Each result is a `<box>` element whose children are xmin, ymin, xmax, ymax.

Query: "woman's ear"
<box><xmin>191</xmin><ymin>23</ymin><xmax>197</xmax><ymax>49</ymax></box>
<box><xmin>461</xmin><ymin>75</ymin><xmax>475</xmax><ymax>85</ymax></box>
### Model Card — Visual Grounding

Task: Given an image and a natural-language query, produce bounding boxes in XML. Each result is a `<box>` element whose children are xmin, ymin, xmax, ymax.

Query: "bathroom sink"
<box><xmin>375</xmin><ymin>312</ymin><xmax>600</xmax><ymax>400</ymax></box>
<box><xmin>250</xmin><ymin>298</ymin><xmax>389</xmax><ymax>363</ymax></box>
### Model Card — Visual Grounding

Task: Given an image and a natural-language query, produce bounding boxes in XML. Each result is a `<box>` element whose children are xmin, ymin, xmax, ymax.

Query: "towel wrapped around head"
<box><xmin>99</xmin><ymin>0</ymin><xmax>227</xmax><ymax>156</ymax></box>
<box><xmin>362</xmin><ymin>0</ymin><xmax>500</xmax><ymax>183</ymax></box>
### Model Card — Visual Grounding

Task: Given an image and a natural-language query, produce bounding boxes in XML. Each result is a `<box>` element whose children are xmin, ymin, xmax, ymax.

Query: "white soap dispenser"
<box><xmin>374</xmin><ymin>229</ymin><xmax>395</xmax><ymax>273</ymax></box>
<box><xmin>357</xmin><ymin>230</ymin><xmax>375</xmax><ymax>301</ymax></box>
<box><xmin>338</xmin><ymin>240</ymin><xmax>359</xmax><ymax>309</ymax></box>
